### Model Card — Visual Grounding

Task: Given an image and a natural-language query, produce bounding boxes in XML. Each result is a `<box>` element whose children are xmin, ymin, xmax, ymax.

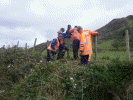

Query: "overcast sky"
<box><xmin>0</xmin><ymin>0</ymin><xmax>133</xmax><ymax>48</ymax></box>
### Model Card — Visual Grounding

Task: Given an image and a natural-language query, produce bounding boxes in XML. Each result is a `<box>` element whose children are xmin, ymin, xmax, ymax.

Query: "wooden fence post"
<box><xmin>47</xmin><ymin>40</ymin><xmax>49</xmax><ymax>48</ymax></box>
<box><xmin>125</xmin><ymin>30</ymin><xmax>130</xmax><ymax>61</ymax></box>
<box><xmin>8</xmin><ymin>45</ymin><xmax>10</xmax><ymax>48</ymax></box>
<box><xmin>2</xmin><ymin>45</ymin><xmax>5</xmax><ymax>52</ymax></box>
<box><xmin>33</xmin><ymin>38</ymin><xmax>37</xmax><ymax>51</ymax></box>
<box><xmin>25</xmin><ymin>43</ymin><xmax>27</xmax><ymax>54</ymax></box>
<box><xmin>95</xmin><ymin>35</ymin><xmax>97</xmax><ymax>61</ymax></box>
<box><xmin>17</xmin><ymin>41</ymin><xmax>19</xmax><ymax>48</ymax></box>
<box><xmin>24</xmin><ymin>43</ymin><xmax>28</xmax><ymax>63</ymax></box>
<box><xmin>7</xmin><ymin>45</ymin><xmax>10</xmax><ymax>53</ymax></box>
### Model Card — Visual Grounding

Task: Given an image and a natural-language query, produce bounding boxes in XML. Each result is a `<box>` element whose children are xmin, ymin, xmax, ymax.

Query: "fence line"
<box><xmin>0</xmin><ymin>29</ymin><xmax>131</xmax><ymax>61</ymax></box>
<box><xmin>94</xmin><ymin>30</ymin><xmax>131</xmax><ymax>61</ymax></box>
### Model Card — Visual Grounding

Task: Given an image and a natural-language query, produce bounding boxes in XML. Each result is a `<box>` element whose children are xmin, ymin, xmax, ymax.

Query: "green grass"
<box><xmin>97</xmin><ymin>40</ymin><xmax>115</xmax><ymax>49</ymax></box>
<box><xmin>96</xmin><ymin>39</ymin><xmax>129</xmax><ymax>50</ymax></box>
<box><xmin>91</xmin><ymin>51</ymin><xmax>133</xmax><ymax>62</ymax></box>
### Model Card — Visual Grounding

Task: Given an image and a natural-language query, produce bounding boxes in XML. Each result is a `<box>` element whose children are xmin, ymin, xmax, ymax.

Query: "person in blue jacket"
<box><xmin>47</xmin><ymin>34</ymin><xmax>69</xmax><ymax>61</ymax></box>
<box><xmin>57</xmin><ymin>28</ymin><xmax>68</xmax><ymax>59</ymax></box>
<box><xmin>56</xmin><ymin>25</ymin><xmax>72</xmax><ymax>59</ymax></box>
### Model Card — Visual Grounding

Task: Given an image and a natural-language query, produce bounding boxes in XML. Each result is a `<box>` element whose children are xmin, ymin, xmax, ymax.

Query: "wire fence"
<box><xmin>92</xmin><ymin>30</ymin><xmax>132</xmax><ymax>61</ymax></box>
<box><xmin>0</xmin><ymin>30</ymin><xmax>132</xmax><ymax>61</ymax></box>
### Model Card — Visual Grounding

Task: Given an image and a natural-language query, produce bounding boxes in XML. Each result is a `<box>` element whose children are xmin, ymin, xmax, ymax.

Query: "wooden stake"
<box><xmin>2</xmin><ymin>45</ymin><xmax>5</xmax><ymax>53</ymax></box>
<box><xmin>25</xmin><ymin>43</ymin><xmax>27</xmax><ymax>53</ymax></box>
<box><xmin>125</xmin><ymin>30</ymin><xmax>130</xmax><ymax>61</ymax></box>
<box><xmin>17</xmin><ymin>41</ymin><xmax>19</xmax><ymax>48</ymax></box>
<box><xmin>47</xmin><ymin>40</ymin><xmax>49</xmax><ymax>48</ymax></box>
<box><xmin>3</xmin><ymin>45</ymin><xmax>5</xmax><ymax>49</ymax></box>
<box><xmin>8</xmin><ymin>45</ymin><xmax>10</xmax><ymax>49</ymax></box>
<box><xmin>95</xmin><ymin>35</ymin><xmax>97</xmax><ymax>61</ymax></box>
<box><xmin>33</xmin><ymin>38</ymin><xmax>37</xmax><ymax>51</ymax></box>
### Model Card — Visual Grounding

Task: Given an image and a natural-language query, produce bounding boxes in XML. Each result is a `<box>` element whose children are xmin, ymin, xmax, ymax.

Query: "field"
<box><xmin>91</xmin><ymin>51</ymin><xmax>133</xmax><ymax>61</ymax></box>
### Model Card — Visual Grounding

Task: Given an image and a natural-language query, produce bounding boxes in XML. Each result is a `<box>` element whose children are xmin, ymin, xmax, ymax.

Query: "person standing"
<box><xmin>69</xmin><ymin>26</ymin><xmax>80</xmax><ymax>60</ymax></box>
<box><xmin>57</xmin><ymin>28</ymin><xmax>67</xmax><ymax>59</ymax></box>
<box><xmin>80</xmin><ymin>28</ymin><xmax>98</xmax><ymax>65</ymax></box>
<box><xmin>57</xmin><ymin>28</ymin><xmax>65</xmax><ymax>36</ymax></box>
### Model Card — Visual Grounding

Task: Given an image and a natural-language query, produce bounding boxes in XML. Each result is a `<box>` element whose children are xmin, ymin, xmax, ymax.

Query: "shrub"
<box><xmin>1</xmin><ymin>47</ymin><xmax>133</xmax><ymax>100</ymax></box>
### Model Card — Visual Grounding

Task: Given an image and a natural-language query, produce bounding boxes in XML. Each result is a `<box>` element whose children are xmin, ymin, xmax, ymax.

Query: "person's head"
<box><xmin>60</xmin><ymin>28</ymin><xmax>65</xmax><ymax>33</ymax></box>
<box><xmin>74</xmin><ymin>26</ymin><xmax>77</xmax><ymax>29</ymax></box>
<box><xmin>58</xmin><ymin>34</ymin><xmax>63</xmax><ymax>40</ymax></box>
<box><xmin>67</xmin><ymin>25</ymin><xmax>71</xmax><ymax>31</ymax></box>
<box><xmin>77</xmin><ymin>26</ymin><xmax>83</xmax><ymax>33</ymax></box>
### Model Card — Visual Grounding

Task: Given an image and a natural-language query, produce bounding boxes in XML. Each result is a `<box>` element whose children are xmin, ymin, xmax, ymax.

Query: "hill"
<box><xmin>96</xmin><ymin>15</ymin><xmax>133</xmax><ymax>38</ymax></box>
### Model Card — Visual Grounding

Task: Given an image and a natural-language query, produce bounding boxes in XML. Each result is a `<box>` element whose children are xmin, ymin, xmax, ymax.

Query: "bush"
<box><xmin>101</xmin><ymin>56</ymin><xmax>110</xmax><ymax>60</ymax></box>
<box><xmin>1</xmin><ymin>47</ymin><xmax>133</xmax><ymax>100</ymax></box>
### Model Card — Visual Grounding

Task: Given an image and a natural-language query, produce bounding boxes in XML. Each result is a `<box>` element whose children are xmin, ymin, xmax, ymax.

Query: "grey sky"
<box><xmin>0</xmin><ymin>0</ymin><xmax>133</xmax><ymax>48</ymax></box>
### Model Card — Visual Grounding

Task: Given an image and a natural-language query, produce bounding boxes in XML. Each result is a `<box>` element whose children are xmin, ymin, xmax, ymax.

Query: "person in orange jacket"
<box><xmin>47</xmin><ymin>34</ymin><xmax>69</xmax><ymax>61</ymax></box>
<box><xmin>79</xmin><ymin>28</ymin><xmax>98</xmax><ymax>65</ymax></box>
<box><xmin>69</xmin><ymin>26</ymin><xmax>81</xmax><ymax>60</ymax></box>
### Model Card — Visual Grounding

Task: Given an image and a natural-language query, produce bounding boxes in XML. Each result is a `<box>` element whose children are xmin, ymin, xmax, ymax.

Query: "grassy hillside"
<box><xmin>96</xmin><ymin>15</ymin><xmax>133</xmax><ymax>37</ymax></box>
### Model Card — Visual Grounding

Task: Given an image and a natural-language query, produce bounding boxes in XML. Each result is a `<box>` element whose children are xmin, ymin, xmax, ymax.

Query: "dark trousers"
<box><xmin>47</xmin><ymin>49</ymin><xmax>56</xmax><ymax>61</ymax></box>
<box><xmin>73</xmin><ymin>39</ymin><xmax>80</xmax><ymax>60</ymax></box>
<box><xmin>57</xmin><ymin>46</ymin><xmax>65</xmax><ymax>60</ymax></box>
<box><xmin>81</xmin><ymin>55</ymin><xmax>89</xmax><ymax>65</ymax></box>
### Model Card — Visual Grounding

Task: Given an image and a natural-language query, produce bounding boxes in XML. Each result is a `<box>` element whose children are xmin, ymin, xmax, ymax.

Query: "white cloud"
<box><xmin>47</xmin><ymin>0</ymin><xmax>83</xmax><ymax>8</ymax></box>
<box><xmin>27</xmin><ymin>0</ymin><xmax>47</xmax><ymax>17</ymax></box>
<box><xmin>0</xmin><ymin>26</ymin><xmax>47</xmax><ymax>48</ymax></box>
<box><xmin>0</xmin><ymin>0</ymin><xmax>11</xmax><ymax>7</ymax></box>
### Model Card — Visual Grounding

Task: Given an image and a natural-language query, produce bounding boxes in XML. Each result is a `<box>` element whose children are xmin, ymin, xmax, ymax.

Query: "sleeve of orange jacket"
<box><xmin>91</xmin><ymin>30</ymin><xmax>99</xmax><ymax>35</ymax></box>
<box><xmin>80</xmin><ymin>33</ymin><xmax>85</xmax><ymax>51</ymax></box>
<box><xmin>69</xmin><ymin>28</ymin><xmax>74</xmax><ymax>33</ymax></box>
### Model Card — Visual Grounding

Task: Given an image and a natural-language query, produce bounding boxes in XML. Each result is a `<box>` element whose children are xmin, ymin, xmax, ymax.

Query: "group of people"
<box><xmin>47</xmin><ymin>25</ymin><xmax>99</xmax><ymax>65</ymax></box>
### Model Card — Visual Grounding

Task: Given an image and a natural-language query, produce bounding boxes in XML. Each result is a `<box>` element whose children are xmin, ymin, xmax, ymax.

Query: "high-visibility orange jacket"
<box><xmin>80</xmin><ymin>30</ymin><xmax>98</xmax><ymax>55</ymax></box>
<box><xmin>60</xmin><ymin>38</ymin><xmax>64</xmax><ymax>44</ymax></box>
<box><xmin>69</xmin><ymin>28</ymin><xmax>80</xmax><ymax>41</ymax></box>
<box><xmin>48</xmin><ymin>38</ymin><xmax>60</xmax><ymax>51</ymax></box>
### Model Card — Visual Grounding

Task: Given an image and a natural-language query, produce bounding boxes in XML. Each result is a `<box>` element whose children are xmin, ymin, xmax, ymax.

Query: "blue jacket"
<box><xmin>59</xmin><ymin>33</ymin><xmax>67</xmax><ymax>38</ymax></box>
<box><xmin>51</xmin><ymin>38</ymin><xmax>68</xmax><ymax>50</ymax></box>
